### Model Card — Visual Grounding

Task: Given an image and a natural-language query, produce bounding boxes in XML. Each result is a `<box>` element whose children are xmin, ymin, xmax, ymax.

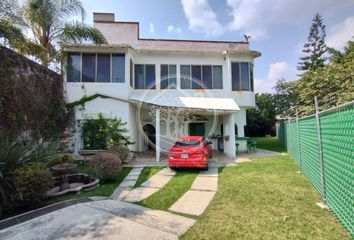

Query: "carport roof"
<box><xmin>128</xmin><ymin>93</ymin><xmax>240</xmax><ymax>113</ymax></box>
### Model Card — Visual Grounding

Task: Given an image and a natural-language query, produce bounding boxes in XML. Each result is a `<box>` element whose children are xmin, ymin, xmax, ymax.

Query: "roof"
<box><xmin>129</xmin><ymin>92</ymin><xmax>240</xmax><ymax>113</ymax></box>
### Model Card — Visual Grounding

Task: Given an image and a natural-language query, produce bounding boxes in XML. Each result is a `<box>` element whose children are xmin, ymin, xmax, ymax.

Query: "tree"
<box><xmin>273</xmin><ymin>78</ymin><xmax>298</xmax><ymax>118</ymax></box>
<box><xmin>296</xmin><ymin>39</ymin><xmax>354</xmax><ymax>115</ymax></box>
<box><xmin>297</xmin><ymin>13</ymin><xmax>327</xmax><ymax>72</ymax></box>
<box><xmin>246</xmin><ymin>93</ymin><xmax>276</xmax><ymax>137</ymax></box>
<box><xmin>1</xmin><ymin>0</ymin><xmax>107</xmax><ymax>67</ymax></box>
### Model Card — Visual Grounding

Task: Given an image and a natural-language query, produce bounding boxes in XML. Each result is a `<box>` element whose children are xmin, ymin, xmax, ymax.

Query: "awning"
<box><xmin>129</xmin><ymin>92</ymin><xmax>240</xmax><ymax>112</ymax></box>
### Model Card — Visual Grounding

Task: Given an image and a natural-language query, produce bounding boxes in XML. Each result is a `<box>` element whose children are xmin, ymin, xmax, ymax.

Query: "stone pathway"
<box><xmin>111</xmin><ymin>167</ymin><xmax>143</xmax><ymax>200</ymax></box>
<box><xmin>169</xmin><ymin>168</ymin><xmax>218</xmax><ymax>216</ymax></box>
<box><xmin>0</xmin><ymin>200</ymin><xmax>195</xmax><ymax>240</ymax></box>
<box><xmin>124</xmin><ymin>168</ymin><xmax>175</xmax><ymax>202</ymax></box>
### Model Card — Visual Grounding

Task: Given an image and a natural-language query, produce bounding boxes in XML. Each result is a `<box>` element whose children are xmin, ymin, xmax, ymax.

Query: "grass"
<box><xmin>45</xmin><ymin>166</ymin><xmax>132</xmax><ymax>205</ymax></box>
<box><xmin>181</xmin><ymin>156</ymin><xmax>350</xmax><ymax>240</ymax></box>
<box><xmin>252</xmin><ymin>137</ymin><xmax>286</xmax><ymax>152</ymax></box>
<box><xmin>138</xmin><ymin>169</ymin><xmax>199</xmax><ymax>211</ymax></box>
<box><xmin>134</xmin><ymin>166</ymin><xmax>164</xmax><ymax>188</ymax></box>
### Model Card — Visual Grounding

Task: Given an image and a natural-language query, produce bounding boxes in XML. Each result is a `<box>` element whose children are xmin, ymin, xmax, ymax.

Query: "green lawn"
<box><xmin>45</xmin><ymin>166</ymin><xmax>132</xmax><ymax>205</ymax></box>
<box><xmin>138</xmin><ymin>169</ymin><xmax>199</xmax><ymax>211</ymax></box>
<box><xmin>252</xmin><ymin>137</ymin><xmax>286</xmax><ymax>152</ymax></box>
<box><xmin>134</xmin><ymin>166</ymin><xmax>164</xmax><ymax>188</ymax></box>
<box><xmin>181</xmin><ymin>156</ymin><xmax>350</xmax><ymax>239</ymax></box>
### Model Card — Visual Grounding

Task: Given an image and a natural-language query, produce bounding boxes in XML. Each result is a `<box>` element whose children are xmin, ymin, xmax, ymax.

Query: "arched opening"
<box><xmin>143</xmin><ymin>124</ymin><xmax>156</xmax><ymax>149</ymax></box>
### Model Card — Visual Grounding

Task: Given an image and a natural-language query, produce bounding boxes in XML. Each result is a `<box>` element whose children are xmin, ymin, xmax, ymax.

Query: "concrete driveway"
<box><xmin>0</xmin><ymin>200</ymin><xmax>195</xmax><ymax>240</ymax></box>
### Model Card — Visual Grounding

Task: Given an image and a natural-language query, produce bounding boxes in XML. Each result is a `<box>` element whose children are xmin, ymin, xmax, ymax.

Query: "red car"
<box><xmin>168</xmin><ymin>136</ymin><xmax>212</xmax><ymax>170</ymax></box>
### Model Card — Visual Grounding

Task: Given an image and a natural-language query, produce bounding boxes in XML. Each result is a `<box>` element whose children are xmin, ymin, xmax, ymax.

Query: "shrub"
<box><xmin>110</xmin><ymin>145</ymin><xmax>130</xmax><ymax>162</ymax></box>
<box><xmin>48</xmin><ymin>154</ymin><xmax>75</xmax><ymax>167</ymax></box>
<box><xmin>0</xmin><ymin>140</ymin><xmax>56</xmax><ymax>215</ymax></box>
<box><xmin>88</xmin><ymin>152</ymin><xmax>122</xmax><ymax>181</ymax></box>
<box><xmin>13</xmin><ymin>163</ymin><xmax>52</xmax><ymax>207</ymax></box>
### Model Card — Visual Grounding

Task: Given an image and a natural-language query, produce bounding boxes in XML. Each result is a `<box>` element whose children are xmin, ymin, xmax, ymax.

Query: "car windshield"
<box><xmin>174</xmin><ymin>140</ymin><xmax>200</xmax><ymax>147</ymax></box>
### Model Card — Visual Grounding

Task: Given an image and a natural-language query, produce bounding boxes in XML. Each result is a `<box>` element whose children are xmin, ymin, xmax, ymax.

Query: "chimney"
<box><xmin>93</xmin><ymin>13</ymin><xmax>115</xmax><ymax>22</ymax></box>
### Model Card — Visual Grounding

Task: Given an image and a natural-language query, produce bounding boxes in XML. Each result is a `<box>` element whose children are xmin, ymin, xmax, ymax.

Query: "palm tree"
<box><xmin>22</xmin><ymin>0</ymin><xmax>107</xmax><ymax>67</ymax></box>
<box><xmin>1</xmin><ymin>0</ymin><xmax>107</xmax><ymax>67</ymax></box>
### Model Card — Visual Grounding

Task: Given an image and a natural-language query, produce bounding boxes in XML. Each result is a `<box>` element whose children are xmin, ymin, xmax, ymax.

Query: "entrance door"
<box><xmin>143</xmin><ymin>124</ymin><xmax>156</xmax><ymax>149</ymax></box>
<box><xmin>189</xmin><ymin>122</ymin><xmax>206</xmax><ymax>139</ymax></box>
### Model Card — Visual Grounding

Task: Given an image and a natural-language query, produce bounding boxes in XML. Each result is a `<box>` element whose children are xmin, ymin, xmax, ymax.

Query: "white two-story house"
<box><xmin>63</xmin><ymin>13</ymin><xmax>261</xmax><ymax>161</ymax></box>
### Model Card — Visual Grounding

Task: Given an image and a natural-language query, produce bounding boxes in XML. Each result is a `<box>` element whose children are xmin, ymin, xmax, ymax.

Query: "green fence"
<box><xmin>279</xmin><ymin>101</ymin><xmax>354</xmax><ymax>237</ymax></box>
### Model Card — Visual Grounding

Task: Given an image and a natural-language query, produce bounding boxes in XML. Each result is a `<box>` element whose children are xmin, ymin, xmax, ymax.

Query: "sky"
<box><xmin>80</xmin><ymin>0</ymin><xmax>354</xmax><ymax>93</ymax></box>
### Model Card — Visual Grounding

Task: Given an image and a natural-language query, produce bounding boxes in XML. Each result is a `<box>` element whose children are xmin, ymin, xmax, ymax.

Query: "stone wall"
<box><xmin>0</xmin><ymin>46</ymin><xmax>67</xmax><ymax>141</ymax></box>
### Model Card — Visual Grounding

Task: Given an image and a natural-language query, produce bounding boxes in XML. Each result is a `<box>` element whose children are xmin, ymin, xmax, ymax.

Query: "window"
<box><xmin>202</xmin><ymin>66</ymin><xmax>212</xmax><ymax>89</ymax></box>
<box><xmin>134</xmin><ymin>64</ymin><xmax>156</xmax><ymax>89</ymax></box>
<box><xmin>250</xmin><ymin>63</ymin><xmax>254</xmax><ymax>91</ymax></box>
<box><xmin>160</xmin><ymin>64</ymin><xmax>177</xmax><ymax>89</ymax></box>
<box><xmin>241</xmin><ymin>62</ymin><xmax>250</xmax><ymax>91</ymax></box>
<box><xmin>181</xmin><ymin>65</ymin><xmax>191</xmax><ymax>89</ymax></box>
<box><xmin>213</xmin><ymin>66</ymin><xmax>223</xmax><ymax>89</ymax></box>
<box><xmin>97</xmin><ymin>54</ymin><xmax>110</xmax><ymax>82</ymax></box>
<box><xmin>66</xmin><ymin>53</ymin><xmax>126</xmax><ymax>83</ymax></box>
<box><xmin>130</xmin><ymin>59</ymin><xmax>133</xmax><ymax>87</ymax></box>
<box><xmin>67</xmin><ymin>53</ymin><xmax>80</xmax><ymax>82</ymax></box>
<box><xmin>231</xmin><ymin>62</ymin><xmax>252</xmax><ymax>91</ymax></box>
<box><xmin>112</xmin><ymin>54</ymin><xmax>125</xmax><ymax>83</ymax></box>
<box><xmin>82</xmin><ymin>54</ymin><xmax>96</xmax><ymax>82</ymax></box>
<box><xmin>191</xmin><ymin>66</ymin><xmax>202</xmax><ymax>89</ymax></box>
<box><xmin>181</xmin><ymin>65</ymin><xmax>223</xmax><ymax>89</ymax></box>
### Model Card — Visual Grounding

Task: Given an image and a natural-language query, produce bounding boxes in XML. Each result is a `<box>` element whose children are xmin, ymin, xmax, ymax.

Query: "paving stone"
<box><xmin>124</xmin><ymin>175</ymin><xmax>139</xmax><ymax>181</ymax></box>
<box><xmin>0</xmin><ymin>202</ymin><xmax>178</xmax><ymax>240</ymax></box>
<box><xmin>111</xmin><ymin>187</ymin><xmax>131</xmax><ymax>201</ymax></box>
<box><xmin>124</xmin><ymin>187</ymin><xmax>160</xmax><ymax>202</ymax></box>
<box><xmin>85</xmin><ymin>200</ymin><xmax>195</xmax><ymax>236</ymax></box>
<box><xmin>191</xmin><ymin>176</ymin><xmax>218</xmax><ymax>192</ymax></box>
<box><xmin>199</xmin><ymin>167</ymin><xmax>218</xmax><ymax>177</ymax></box>
<box><xmin>169</xmin><ymin>190</ymin><xmax>216</xmax><ymax>216</ymax></box>
<box><xmin>157</xmin><ymin>168</ymin><xmax>176</xmax><ymax>176</ymax></box>
<box><xmin>141</xmin><ymin>175</ymin><xmax>173</xmax><ymax>188</ymax></box>
<box><xmin>119</xmin><ymin>180</ymin><xmax>136</xmax><ymax>187</ymax></box>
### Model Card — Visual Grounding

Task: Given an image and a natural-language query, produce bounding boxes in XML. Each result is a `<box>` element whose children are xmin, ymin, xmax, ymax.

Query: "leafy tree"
<box><xmin>82</xmin><ymin>113</ymin><xmax>133</xmax><ymax>150</ymax></box>
<box><xmin>0</xmin><ymin>0</ymin><xmax>107</xmax><ymax>67</ymax></box>
<box><xmin>273</xmin><ymin>78</ymin><xmax>298</xmax><ymax>118</ymax></box>
<box><xmin>296</xmin><ymin>40</ymin><xmax>354</xmax><ymax>115</ymax></box>
<box><xmin>246</xmin><ymin>93</ymin><xmax>276</xmax><ymax>137</ymax></box>
<box><xmin>297</xmin><ymin>13</ymin><xmax>327</xmax><ymax>72</ymax></box>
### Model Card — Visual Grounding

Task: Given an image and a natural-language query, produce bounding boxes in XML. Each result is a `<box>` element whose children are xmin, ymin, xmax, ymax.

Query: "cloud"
<box><xmin>149</xmin><ymin>23</ymin><xmax>155</xmax><ymax>34</ymax></box>
<box><xmin>327</xmin><ymin>16</ymin><xmax>354</xmax><ymax>49</ymax></box>
<box><xmin>256</xmin><ymin>62</ymin><xmax>296</xmax><ymax>93</ymax></box>
<box><xmin>226</xmin><ymin>0</ymin><xmax>354</xmax><ymax>41</ymax></box>
<box><xmin>181</xmin><ymin>0</ymin><xmax>224</xmax><ymax>36</ymax></box>
<box><xmin>167</xmin><ymin>25</ymin><xmax>182</xmax><ymax>34</ymax></box>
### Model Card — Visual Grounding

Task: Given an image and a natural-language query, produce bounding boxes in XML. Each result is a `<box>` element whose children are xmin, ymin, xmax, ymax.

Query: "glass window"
<box><xmin>191</xmin><ymin>65</ymin><xmax>202</xmax><ymax>89</ymax></box>
<box><xmin>202</xmin><ymin>66</ymin><xmax>212</xmax><ymax>89</ymax></box>
<box><xmin>145</xmin><ymin>65</ymin><xmax>155</xmax><ymax>89</ymax></box>
<box><xmin>231</xmin><ymin>62</ymin><xmax>240</xmax><ymax>91</ymax></box>
<box><xmin>130</xmin><ymin>59</ymin><xmax>133</xmax><ymax>87</ymax></box>
<box><xmin>134</xmin><ymin>64</ymin><xmax>144</xmax><ymax>89</ymax></box>
<box><xmin>181</xmin><ymin>65</ymin><xmax>191</xmax><ymax>89</ymax></box>
<box><xmin>97</xmin><ymin>54</ymin><xmax>110</xmax><ymax>82</ymax></box>
<box><xmin>67</xmin><ymin>53</ymin><xmax>80</xmax><ymax>82</ymax></box>
<box><xmin>250</xmin><ymin>63</ymin><xmax>254</xmax><ymax>91</ymax></box>
<box><xmin>213</xmin><ymin>66</ymin><xmax>222</xmax><ymax>89</ymax></box>
<box><xmin>169</xmin><ymin>65</ymin><xmax>177</xmax><ymax>89</ymax></box>
<box><xmin>112</xmin><ymin>54</ymin><xmax>125</xmax><ymax>83</ymax></box>
<box><xmin>160</xmin><ymin>64</ymin><xmax>168</xmax><ymax>89</ymax></box>
<box><xmin>82</xmin><ymin>53</ymin><xmax>96</xmax><ymax>82</ymax></box>
<box><xmin>241</xmin><ymin>62</ymin><xmax>250</xmax><ymax>90</ymax></box>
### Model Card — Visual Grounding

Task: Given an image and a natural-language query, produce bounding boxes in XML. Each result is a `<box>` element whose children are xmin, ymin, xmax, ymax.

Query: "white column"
<box><xmin>155</xmin><ymin>108</ymin><xmax>161</xmax><ymax>162</ymax></box>
<box><xmin>223</xmin><ymin>114</ymin><xmax>236</xmax><ymax>158</ymax></box>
